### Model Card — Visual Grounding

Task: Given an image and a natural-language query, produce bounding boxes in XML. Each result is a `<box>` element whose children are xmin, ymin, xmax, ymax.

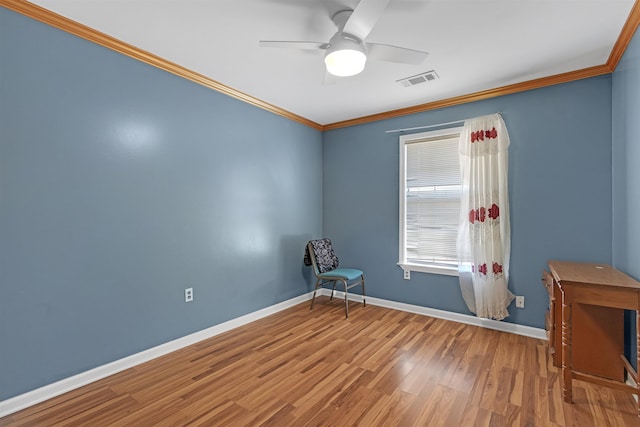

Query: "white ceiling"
<box><xmin>29</xmin><ymin>0</ymin><xmax>636</xmax><ymax>126</ymax></box>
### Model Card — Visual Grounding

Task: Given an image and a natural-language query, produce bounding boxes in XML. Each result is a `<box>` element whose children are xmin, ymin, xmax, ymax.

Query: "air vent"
<box><xmin>397</xmin><ymin>70</ymin><xmax>439</xmax><ymax>87</ymax></box>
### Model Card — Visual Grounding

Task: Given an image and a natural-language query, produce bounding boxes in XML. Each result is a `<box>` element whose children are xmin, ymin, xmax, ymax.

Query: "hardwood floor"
<box><xmin>2</xmin><ymin>298</ymin><xmax>638</xmax><ymax>426</ymax></box>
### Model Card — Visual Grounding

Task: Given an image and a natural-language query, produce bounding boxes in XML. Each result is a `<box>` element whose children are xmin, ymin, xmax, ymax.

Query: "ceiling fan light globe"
<box><xmin>324</xmin><ymin>49</ymin><xmax>367</xmax><ymax>77</ymax></box>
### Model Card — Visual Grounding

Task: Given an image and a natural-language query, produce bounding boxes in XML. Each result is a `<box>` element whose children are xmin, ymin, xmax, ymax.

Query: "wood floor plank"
<box><xmin>2</xmin><ymin>298</ymin><xmax>638</xmax><ymax>426</ymax></box>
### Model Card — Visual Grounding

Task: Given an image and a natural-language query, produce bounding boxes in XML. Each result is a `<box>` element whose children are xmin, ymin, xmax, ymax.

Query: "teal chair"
<box><xmin>304</xmin><ymin>238</ymin><xmax>365</xmax><ymax>319</ymax></box>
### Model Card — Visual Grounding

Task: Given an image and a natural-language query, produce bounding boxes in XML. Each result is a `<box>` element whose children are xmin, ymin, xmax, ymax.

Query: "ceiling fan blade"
<box><xmin>343</xmin><ymin>0</ymin><xmax>391</xmax><ymax>41</ymax></box>
<box><xmin>367</xmin><ymin>43</ymin><xmax>428</xmax><ymax>65</ymax></box>
<box><xmin>259</xmin><ymin>41</ymin><xmax>328</xmax><ymax>50</ymax></box>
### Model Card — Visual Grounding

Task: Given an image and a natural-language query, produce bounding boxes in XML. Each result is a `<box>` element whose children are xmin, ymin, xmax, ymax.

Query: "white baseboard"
<box><xmin>1</xmin><ymin>289</ymin><xmax>545</xmax><ymax>418</ymax></box>
<box><xmin>0</xmin><ymin>291</ymin><xmax>315</xmax><ymax>418</ymax></box>
<box><xmin>321</xmin><ymin>289</ymin><xmax>546</xmax><ymax>340</ymax></box>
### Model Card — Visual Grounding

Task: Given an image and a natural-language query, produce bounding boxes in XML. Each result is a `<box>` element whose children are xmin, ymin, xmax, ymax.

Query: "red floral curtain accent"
<box><xmin>457</xmin><ymin>114</ymin><xmax>513</xmax><ymax>320</ymax></box>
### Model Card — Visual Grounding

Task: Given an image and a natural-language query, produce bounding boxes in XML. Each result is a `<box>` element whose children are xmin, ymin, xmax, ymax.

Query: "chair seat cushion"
<box><xmin>318</xmin><ymin>268</ymin><xmax>363</xmax><ymax>281</ymax></box>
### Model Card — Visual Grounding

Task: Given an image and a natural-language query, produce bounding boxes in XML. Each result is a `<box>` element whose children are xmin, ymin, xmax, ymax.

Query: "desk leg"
<box><xmin>562</xmin><ymin>288</ymin><xmax>573</xmax><ymax>403</ymax></box>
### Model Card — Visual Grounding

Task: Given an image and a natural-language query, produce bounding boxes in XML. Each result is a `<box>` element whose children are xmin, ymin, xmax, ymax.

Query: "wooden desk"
<box><xmin>548</xmin><ymin>260</ymin><xmax>640</xmax><ymax>417</ymax></box>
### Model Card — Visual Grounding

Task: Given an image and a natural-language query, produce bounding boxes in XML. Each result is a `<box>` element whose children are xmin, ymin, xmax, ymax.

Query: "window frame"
<box><xmin>398</xmin><ymin>126</ymin><xmax>463</xmax><ymax>277</ymax></box>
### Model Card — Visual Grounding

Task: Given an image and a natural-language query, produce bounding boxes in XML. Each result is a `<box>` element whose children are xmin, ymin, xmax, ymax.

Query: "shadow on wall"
<box><xmin>282</xmin><ymin>234</ymin><xmax>315</xmax><ymax>293</ymax></box>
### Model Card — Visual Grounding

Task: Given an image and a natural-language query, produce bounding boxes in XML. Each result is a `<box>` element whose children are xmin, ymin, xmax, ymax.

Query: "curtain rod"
<box><xmin>385</xmin><ymin>120</ymin><xmax>464</xmax><ymax>134</ymax></box>
<box><xmin>385</xmin><ymin>112</ymin><xmax>502</xmax><ymax>134</ymax></box>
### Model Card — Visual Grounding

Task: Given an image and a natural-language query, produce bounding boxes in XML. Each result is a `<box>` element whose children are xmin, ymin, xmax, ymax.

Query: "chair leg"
<box><xmin>361</xmin><ymin>275</ymin><xmax>366</xmax><ymax>307</ymax></box>
<box><xmin>329</xmin><ymin>281</ymin><xmax>336</xmax><ymax>301</ymax></box>
<box><xmin>342</xmin><ymin>279</ymin><xmax>349</xmax><ymax>319</ymax></box>
<box><xmin>310</xmin><ymin>280</ymin><xmax>321</xmax><ymax>310</ymax></box>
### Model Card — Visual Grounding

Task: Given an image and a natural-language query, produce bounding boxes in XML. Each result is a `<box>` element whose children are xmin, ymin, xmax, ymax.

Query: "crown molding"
<box><xmin>0</xmin><ymin>0</ymin><xmax>323</xmax><ymax>131</ymax></box>
<box><xmin>2</xmin><ymin>0</ymin><xmax>639</xmax><ymax>132</ymax></box>
<box><xmin>324</xmin><ymin>0</ymin><xmax>640</xmax><ymax>131</ymax></box>
<box><xmin>322</xmin><ymin>64</ymin><xmax>612</xmax><ymax>131</ymax></box>
<box><xmin>607</xmin><ymin>0</ymin><xmax>640</xmax><ymax>71</ymax></box>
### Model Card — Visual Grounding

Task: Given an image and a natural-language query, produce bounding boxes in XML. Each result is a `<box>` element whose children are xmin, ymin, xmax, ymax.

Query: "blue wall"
<box><xmin>613</xmin><ymin>21</ymin><xmax>640</xmax><ymax>283</ymax></box>
<box><xmin>2</xmin><ymin>3</ymin><xmax>635</xmax><ymax>404</ymax></box>
<box><xmin>613</xmin><ymin>25</ymin><xmax>640</xmax><ymax>367</ymax></box>
<box><xmin>0</xmin><ymin>8</ymin><xmax>322</xmax><ymax>400</ymax></box>
<box><xmin>323</xmin><ymin>77</ymin><xmax>613</xmax><ymax>328</ymax></box>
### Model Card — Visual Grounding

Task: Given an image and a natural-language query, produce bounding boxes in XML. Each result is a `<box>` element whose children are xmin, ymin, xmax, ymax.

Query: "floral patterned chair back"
<box><xmin>304</xmin><ymin>238</ymin><xmax>339</xmax><ymax>274</ymax></box>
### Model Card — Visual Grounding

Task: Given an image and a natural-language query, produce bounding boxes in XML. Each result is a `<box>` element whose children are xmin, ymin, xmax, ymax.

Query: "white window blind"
<box><xmin>399</xmin><ymin>127</ymin><xmax>462</xmax><ymax>276</ymax></box>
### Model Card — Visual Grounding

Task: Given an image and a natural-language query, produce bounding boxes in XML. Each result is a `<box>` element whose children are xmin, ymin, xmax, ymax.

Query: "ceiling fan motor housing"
<box><xmin>324</xmin><ymin>32</ymin><xmax>367</xmax><ymax>77</ymax></box>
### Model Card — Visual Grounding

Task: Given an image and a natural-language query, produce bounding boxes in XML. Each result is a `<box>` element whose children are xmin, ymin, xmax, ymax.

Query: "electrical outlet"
<box><xmin>515</xmin><ymin>295</ymin><xmax>524</xmax><ymax>308</ymax></box>
<box><xmin>403</xmin><ymin>270</ymin><xmax>410</xmax><ymax>280</ymax></box>
<box><xmin>185</xmin><ymin>287</ymin><xmax>193</xmax><ymax>302</ymax></box>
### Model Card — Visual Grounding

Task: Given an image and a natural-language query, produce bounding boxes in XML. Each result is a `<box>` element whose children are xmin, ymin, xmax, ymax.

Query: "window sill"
<box><xmin>398</xmin><ymin>263</ymin><xmax>459</xmax><ymax>277</ymax></box>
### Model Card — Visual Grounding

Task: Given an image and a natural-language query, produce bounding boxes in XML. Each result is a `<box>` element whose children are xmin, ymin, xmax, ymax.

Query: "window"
<box><xmin>398</xmin><ymin>127</ymin><xmax>462</xmax><ymax>276</ymax></box>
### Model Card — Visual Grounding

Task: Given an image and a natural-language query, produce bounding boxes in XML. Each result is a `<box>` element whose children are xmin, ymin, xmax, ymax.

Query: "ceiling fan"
<box><xmin>259</xmin><ymin>0</ymin><xmax>428</xmax><ymax>77</ymax></box>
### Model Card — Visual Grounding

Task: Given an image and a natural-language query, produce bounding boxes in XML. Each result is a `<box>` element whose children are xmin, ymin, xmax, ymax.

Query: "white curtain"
<box><xmin>456</xmin><ymin>113</ymin><xmax>514</xmax><ymax>320</ymax></box>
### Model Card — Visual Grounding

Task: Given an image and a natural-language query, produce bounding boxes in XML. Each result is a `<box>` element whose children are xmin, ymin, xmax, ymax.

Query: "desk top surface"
<box><xmin>548</xmin><ymin>260</ymin><xmax>640</xmax><ymax>290</ymax></box>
